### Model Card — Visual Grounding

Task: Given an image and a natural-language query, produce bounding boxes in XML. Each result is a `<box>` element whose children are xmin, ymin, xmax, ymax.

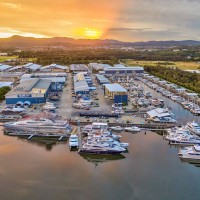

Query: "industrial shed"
<box><xmin>5</xmin><ymin>78</ymin><xmax>51</xmax><ymax>104</ymax></box>
<box><xmin>0</xmin><ymin>64</ymin><xmax>13</xmax><ymax>71</ymax></box>
<box><xmin>96</xmin><ymin>74</ymin><xmax>110</xmax><ymax>85</ymax></box>
<box><xmin>104</xmin><ymin>65</ymin><xmax>144</xmax><ymax>75</ymax></box>
<box><xmin>40</xmin><ymin>64</ymin><xmax>68</xmax><ymax>72</ymax></box>
<box><xmin>104</xmin><ymin>84</ymin><xmax>128</xmax><ymax>104</ymax></box>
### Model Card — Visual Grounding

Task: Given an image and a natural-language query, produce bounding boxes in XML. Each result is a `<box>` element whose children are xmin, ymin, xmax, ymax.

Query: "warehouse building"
<box><xmin>23</xmin><ymin>63</ymin><xmax>42</xmax><ymax>72</ymax></box>
<box><xmin>20</xmin><ymin>74</ymin><xmax>66</xmax><ymax>92</ymax></box>
<box><xmin>40</xmin><ymin>64</ymin><xmax>68</xmax><ymax>72</ymax></box>
<box><xmin>73</xmin><ymin>73</ymin><xmax>89</xmax><ymax>94</ymax></box>
<box><xmin>0</xmin><ymin>64</ymin><xmax>13</xmax><ymax>72</ymax></box>
<box><xmin>5</xmin><ymin>78</ymin><xmax>51</xmax><ymax>104</ymax></box>
<box><xmin>0</xmin><ymin>72</ymin><xmax>24</xmax><ymax>82</ymax></box>
<box><xmin>96</xmin><ymin>74</ymin><xmax>110</xmax><ymax>85</ymax></box>
<box><xmin>104</xmin><ymin>65</ymin><xmax>144</xmax><ymax>75</ymax></box>
<box><xmin>104</xmin><ymin>84</ymin><xmax>128</xmax><ymax>104</ymax></box>
<box><xmin>70</xmin><ymin>64</ymin><xmax>89</xmax><ymax>73</ymax></box>
<box><xmin>89</xmin><ymin>63</ymin><xmax>111</xmax><ymax>71</ymax></box>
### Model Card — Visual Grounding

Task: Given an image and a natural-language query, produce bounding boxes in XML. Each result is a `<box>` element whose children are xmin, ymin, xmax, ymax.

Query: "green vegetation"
<box><xmin>0</xmin><ymin>56</ymin><xmax>18</xmax><ymax>62</ymax></box>
<box><xmin>145</xmin><ymin>66</ymin><xmax>200</xmax><ymax>94</ymax></box>
<box><xmin>0</xmin><ymin>86</ymin><xmax>11</xmax><ymax>101</ymax></box>
<box><xmin>125</xmin><ymin>60</ymin><xmax>200</xmax><ymax>70</ymax></box>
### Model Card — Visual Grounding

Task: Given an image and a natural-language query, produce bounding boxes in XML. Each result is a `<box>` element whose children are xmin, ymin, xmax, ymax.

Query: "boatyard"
<box><xmin>0</xmin><ymin>62</ymin><xmax>200</xmax><ymax>200</ymax></box>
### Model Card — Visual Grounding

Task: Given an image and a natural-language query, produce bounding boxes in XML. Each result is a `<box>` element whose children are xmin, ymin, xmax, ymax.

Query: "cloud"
<box><xmin>0</xmin><ymin>0</ymin><xmax>200</xmax><ymax>41</ymax></box>
<box><xmin>1</xmin><ymin>2</ymin><xmax>22</xmax><ymax>9</ymax></box>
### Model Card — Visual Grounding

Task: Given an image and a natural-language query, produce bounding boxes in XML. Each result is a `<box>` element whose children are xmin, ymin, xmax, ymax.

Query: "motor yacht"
<box><xmin>178</xmin><ymin>145</ymin><xmax>200</xmax><ymax>162</ymax></box>
<box><xmin>124</xmin><ymin>126</ymin><xmax>141</xmax><ymax>132</ymax></box>
<box><xmin>109</xmin><ymin>126</ymin><xmax>124</xmax><ymax>132</ymax></box>
<box><xmin>4</xmin><ymin>118</ymin><xmax>72</xmax><ymax>134</ymax></box>
<box><xmin>187</xmin><ymin>122</ymin><xmax>200</xmax><ymax>136</ymax></box>
<box><xmin>43</xmin><ymin>102</ymin><xmax>56</xmax><ymax>111</ymax></box>
<box><xmin>78</xmin><ymin>145</ymin><xmax>126</xmax><ymax>155</ymax></box>
<box><xmin>69</xmin><ymin>134</ymin><xmax>79</xmax><ymax>149</ymax></box>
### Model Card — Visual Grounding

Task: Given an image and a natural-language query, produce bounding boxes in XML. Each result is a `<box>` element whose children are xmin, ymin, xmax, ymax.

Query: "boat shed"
<box><xmin>96</xmin><ymin>74</ymin><xmax>110</xmax><ymax>85</ymax></box>
<box><xmin>5</xmin><ymin>78</ymin><xmax>51</xmax><ymax>104</ymax></box>
<box><xmin>104</xmin><ymin>65</ymin><xmax>144</xmax><ymax>75</ymax></box>
<box><xmin>147</xmin><ymin>108</ymin><xmax>172</xmax><ymax>120</ymax></box>
<box><xmin>0</xmin><ymin>64</ymin><xmax>13</xmax><ymax>71</ymax></box>
<box><xmin>104</xmin><ymin>84</ymin><xmax>128</xmax><ymax>104</ymax></box>
<box><xmin>40</xmin><ymin>64</ymin><xmax>68</xmax><ymax>72</ymax></box>
<box><xmin>70</xmin><ymin>64</ymin><xmax>89</xmax><ymax>73</ymax></box>
<box><xmin>23</xmin><ymin>63</ymin><xmax>42</xmax><ymax>72</ymax></box>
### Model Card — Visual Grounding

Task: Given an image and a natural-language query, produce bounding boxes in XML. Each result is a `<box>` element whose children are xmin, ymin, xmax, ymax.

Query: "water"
<box><xmin>1</xmin><ymin>129</ymin><xmax>200</xmax><ymax>200</ymax></box>
<box><xmin>138</xmin><ymin>81</ymin><xmax>200</xmax><ymax>124</ymax></box>
<box><xmin>1</xmin><ymin>83</ymin><xmax>200</xmax><ymax>200</ymax></box>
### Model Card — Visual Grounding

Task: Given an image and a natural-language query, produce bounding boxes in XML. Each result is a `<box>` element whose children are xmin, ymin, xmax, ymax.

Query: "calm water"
<box><xmin>1</xmin><ymin>83</ymin><xmax>200</xmax><ymax>200</ymax></box>
<box><xmin>1</xmin><ymin>129</ymin><xmax>200</xmax><ymax>200</ymax></box>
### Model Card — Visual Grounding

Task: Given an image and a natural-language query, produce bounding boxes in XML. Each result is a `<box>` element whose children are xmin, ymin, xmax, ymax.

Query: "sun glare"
<box><xmin>74</xmin><ymin>28</ymin><xmax>102</xmax><ymax>39</ymax></box>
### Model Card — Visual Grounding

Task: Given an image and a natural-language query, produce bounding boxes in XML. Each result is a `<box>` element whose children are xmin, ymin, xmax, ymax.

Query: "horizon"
<box><xmin>1</xmin><ymin>35</ymin><xmax>200</xmax><ymax>43</ymax></box>
<box><xmin>1</xmin><ymin>0</ymin><xmax>200</xmax><ymax>42</ymax></box>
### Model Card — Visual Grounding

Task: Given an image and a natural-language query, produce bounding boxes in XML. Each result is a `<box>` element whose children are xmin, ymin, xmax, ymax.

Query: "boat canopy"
<box><xmin>23</xmin><ymin>101</ymin><xmax>31</xmax><ymax>106</ymax></box>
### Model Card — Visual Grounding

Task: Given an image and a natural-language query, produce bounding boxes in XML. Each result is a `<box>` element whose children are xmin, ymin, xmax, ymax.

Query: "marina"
<box><xmin>0</xmin><ymin>63</ymin><xmax>200</xmax><ymax>200</ymax></box>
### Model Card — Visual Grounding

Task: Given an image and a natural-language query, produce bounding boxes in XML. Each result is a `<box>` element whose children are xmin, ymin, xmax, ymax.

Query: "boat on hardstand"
<box><xmin>124</xmin><ymin>126</ymin><xmax>141</xmax><ymax>132</ymax></box>
<box><xmin>109</xmin><ymin>126</ymin><xmax>124</xmax><ymax>132</ymax></box>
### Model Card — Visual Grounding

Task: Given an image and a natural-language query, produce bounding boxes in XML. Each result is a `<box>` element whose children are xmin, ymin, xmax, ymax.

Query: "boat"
<box><xmin>178</xmin><ymin>145</ymin><xmax>200</xmax><ymax>162</ymax></box>
<box><xmin>43</xmin><ymin>102</ymin><xmax>56</xmax><ymax>111</ymax></box>
<box><xmin>49</xmin><ymin>93</ymin><xmax>60</xmax><ymax>101</ymax></box>
<box><xmin>109</xmin><ymin>126</ymin><xmax>124</xmax><ymax>132</ymax></box>
<box><xmin>187</xmin><ymin>122</ymin><xmax>200</xmax><ymax>136</ymax></box>
<box><xmin>78</xmin><ymin>145</ymin><xmax>126</xmax><ymax>155</ymax></box>
<box><xmin>69</xmin><ymin>134</ymin><xmax>79</xmax><ymax>149</ymax></box>
<box><xmin>124</xmin><ymin>126</ymin><xmax>141</xmax><ymax>132</ymax></box>
<box><xmin>3</xmin><ymin>118</ymin><xmax>72</xmax><ymax>134</ymax></box>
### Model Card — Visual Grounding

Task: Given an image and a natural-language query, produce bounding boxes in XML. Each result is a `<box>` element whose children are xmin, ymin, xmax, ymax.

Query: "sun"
<box><xmin>84</xmin><ymin>28</ymin><xmax>101</xmax><ymax>39</ymax></box>
<box><xmin>74</xmin><ymin>28</ymin><xmax>102</xmax><ymax>39</ymax></box>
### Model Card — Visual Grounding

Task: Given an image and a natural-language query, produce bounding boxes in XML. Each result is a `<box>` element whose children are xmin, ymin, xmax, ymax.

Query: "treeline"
<box><xmin>16</xmin><ymin>48</ymin><xmax>200</xmax><ymax>65</ymax></box>
<box><xmin>144</xmin><ymin>66</ymin><xmax>200</xmax><ymax>94</ymax></box>
<box><xmin>0</xmin><ymin>86</ymin><xmax>11</xmax><ymax>100</ymax></box>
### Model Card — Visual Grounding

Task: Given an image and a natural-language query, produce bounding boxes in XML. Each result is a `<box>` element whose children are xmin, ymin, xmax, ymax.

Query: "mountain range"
<box><xmin>0</xmin><ymin>35</ymin><xmax>200</xmax><ymax>48</ymax></box>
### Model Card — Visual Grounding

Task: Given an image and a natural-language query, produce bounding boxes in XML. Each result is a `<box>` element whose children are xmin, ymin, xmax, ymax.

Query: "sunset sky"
<box><xmin>0</xmin><ymin>0</ymin><xmax>200</xmax><ymax>41</ymax></box>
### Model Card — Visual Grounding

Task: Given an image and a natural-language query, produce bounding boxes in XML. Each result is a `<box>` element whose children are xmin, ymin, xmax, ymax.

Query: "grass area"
<box><xmin>0</xmin><ymin>56</ymin><xmax>18</xmax><ymax>62</ymax></box>
<box><xmin>124</xmin><ymin>60</ymin><xmax>200</xmax><ymax>70</ymax></box>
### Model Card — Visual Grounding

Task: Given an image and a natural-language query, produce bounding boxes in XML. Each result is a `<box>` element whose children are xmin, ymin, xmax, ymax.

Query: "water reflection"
<box><xmin>16</xmin><ymin>137</ymin><xmax>60</xmax><ymax>151</ymax></box>
<box><xmin>80</xmin><ymin>154</ymin><xmax>126</xmax><ymax>167</ymax></box>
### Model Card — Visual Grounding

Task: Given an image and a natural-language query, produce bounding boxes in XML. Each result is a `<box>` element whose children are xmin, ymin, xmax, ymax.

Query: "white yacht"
<box><xmin>78</xmin><ymin>145</ymin><xmax>126</xmax><ymax>155</ymax></box>
<box><xmin>124</xmin><ymin>126</ymin><xmax>141</xmax><ymax>132</ymax></box>
<box><xmin>69</xmin><ymin>134</ymin><xmax>79</xmax><ymax>149</ymax></box>
<box><xmin>109</xmin><ymin>126</ymin><xmax>124</xmax><ymax>132</ymax></box>
<box><xmin>179</xmin><ymin>145</ymin><xmax>200</xmax><ymax>162</ymax></box>
<box><xmin>43</xmin><ymin>102</ymin><xmax>56</xmax><ymax>111</ymax></box>
<box><xmin>187</xmin><ymin>122</ymin><xmax>200</xmax><ymax>136</ymax></box>
<box><xmin>4</xmin><ymin>118</ymin><xmax>72</xmax><ymax>134</ymax></box>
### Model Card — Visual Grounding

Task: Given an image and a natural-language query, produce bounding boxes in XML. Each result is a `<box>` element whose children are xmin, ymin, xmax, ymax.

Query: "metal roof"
<box><xmin>104</xmin><ymin>66</ymin><xmax>144</xmax><ymax>71</ymax></box>
<box><xmin>41</xmin><ymin>64</ymin><xmax>68</xmax><ymax>70</ymax></box>
<box><xmin>0</xmin><ymin>82</ymin><xmax>13</xmax><ymax>87</ymax></box>
<box><xmin>0</xmin><ymin>64</ymin><xmax>13</xmax><ymax>71</ymax></box>
<box><xmin>23</xmin><ymin>63</ymin><xmax>42</xmax><ymax>70</ymax></box>
<box><xmin>6</xmin><ymin>78</ymin><xmax>51</xmax><ymax>96</ymax></box>
<box><xmin>74</xmin><ymin>80</ymin><xmax>89</xmax><ymax>93</ymax></box>
<box><xmin>104</xmin><ymin>84</ymin><xmax>127</xmax><ymax>92</ymax></box>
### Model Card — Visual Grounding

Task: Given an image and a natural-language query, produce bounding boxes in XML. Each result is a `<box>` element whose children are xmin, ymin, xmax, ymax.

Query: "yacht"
<box><xmin>109</xmin><ymin>126</ymin><xmax>124</xmax><ymax>132</ymax></box>
<box><xmin>178</xmin><ymin>145</ymin><xmax>200</xmax><ymax>162</ymax></box>
<box><xmin>187</xmin><ymin>122</ymin><xmax>200</xmax><ymax>136</ymax></box>
<box><xmin>78</xmin><ymin>145</ymin><xmax>126</xmax><ymax>155</ymax></box>
<box><xmin>43</xmin><ymin>102</ymin><xmax>56</xmax><ymax>111</ymax></box>
<box><xmin>69</xmin><ymin>134</ymin><xmax>79</xmax><ymax>149</ymax></box>
<box><xmin>3</xmin><ymin>118</ymin><xmax>72</xmax><ymax>134</ymax></box>
<box><xmin>190</xmin><ymin>107</ymin><xmax>200</xmax><ymax>116</ymax></box>
<box><xmin>124</xmin><ymin>126</ymin><xmax>141</xmax><ymax>132</ymax></box>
